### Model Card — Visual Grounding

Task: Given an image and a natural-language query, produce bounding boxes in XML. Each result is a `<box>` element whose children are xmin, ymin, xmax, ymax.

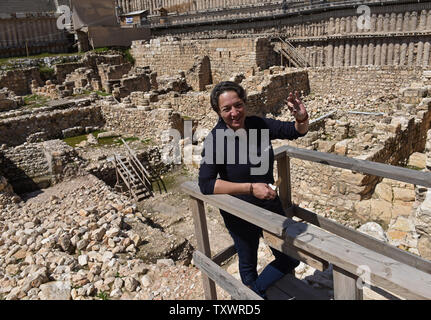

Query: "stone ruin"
<box><xmin>0</xmin><ymin>88</ymin><xmax>24</xmax><ymax>112</ymax></box>
<box><xmin>1</xmin><ymin>1</ymin><xmax>431</xmax><ymax>300</ymax></box>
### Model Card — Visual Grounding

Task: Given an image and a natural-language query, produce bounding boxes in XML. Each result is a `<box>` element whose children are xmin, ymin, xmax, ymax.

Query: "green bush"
<box><xmin>39</xmin><ymin>66</ymin><xmax>55</xmax><ymax>81</ymax></box>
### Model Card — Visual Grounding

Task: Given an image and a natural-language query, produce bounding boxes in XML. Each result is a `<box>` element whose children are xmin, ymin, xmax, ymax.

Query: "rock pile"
<box><xmin>0</xmin><ymin>174</ymin><xmax>213</xmax><ymax>300</ymax></box>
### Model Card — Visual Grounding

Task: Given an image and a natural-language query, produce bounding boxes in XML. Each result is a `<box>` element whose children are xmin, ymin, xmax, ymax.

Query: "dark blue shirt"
<box><xmin>198</xmin><ymin>116</ymin><xmax>306</xmax><ymax>210</ymax></box>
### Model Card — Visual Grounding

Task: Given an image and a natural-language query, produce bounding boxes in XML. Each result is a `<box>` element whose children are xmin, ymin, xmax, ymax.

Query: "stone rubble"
<box><xmin>0</xmin><ymin>174</ymin><xmax>231</xmax><ymax>300</ymax></box>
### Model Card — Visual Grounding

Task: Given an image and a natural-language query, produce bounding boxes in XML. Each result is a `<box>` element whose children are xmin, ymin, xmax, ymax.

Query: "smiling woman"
<box><xmin>218</xmin><ymin>91</ymin><xmax>246</xmax><ymax>131</ymax></box>
<box><xmin>198</xmin><ymin>81</ymin><xmax>309</xmax><ymax>298</ymax></box>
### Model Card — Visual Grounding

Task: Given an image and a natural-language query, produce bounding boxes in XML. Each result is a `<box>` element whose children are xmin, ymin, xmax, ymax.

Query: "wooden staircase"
<box><xmin>114</xmin><ymin>139</ymin><xmax>166</xmax><ymax>202</ymax></box>
<box><xmin>276</xmin><ymin>37</ymin><xmax>310</xmax><ymax>68</ymax></box>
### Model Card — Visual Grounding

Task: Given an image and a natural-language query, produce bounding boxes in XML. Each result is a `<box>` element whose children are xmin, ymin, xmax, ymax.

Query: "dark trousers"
<box><xmin>220</xmin><ymin>198</ymin><xmax>300</xmax><ymax>298</ymax></box>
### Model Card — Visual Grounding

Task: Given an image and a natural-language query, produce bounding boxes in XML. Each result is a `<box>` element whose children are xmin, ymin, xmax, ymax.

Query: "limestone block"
<box><xmin>334</xmin><ymin>140</ymin><xmax>349</xmax><ymax>155</ymax></box>
<box><xmin>374</xmin><ymin>183</ymin><xmax>392</xmax><ymax>202</ymax></box>
<box><xmin>340</xmin><ymin>170</ymin><xmax>367</xmax><ymax>186</ymax></box>
<box><xmin>391</xmin><ymin>216</ymin><xmax>416</xmax><ymax>233</ymax></box>
<box><xmin>358</xmin><ymin>222</ymin><xmax>388</xmax><ymax>242</ymax></box>
<box><xmin>39</xmin><ymin>281</ymin><xmax>71</xmax><ymax>300</ymax></box>
<box><xmin>391</xmin><ymin>202</ymin><xmax>413</xmax><ymax>218</ymax></box>
<box><xmin>400</xmin><ymin>87</ymin><xmax>427</xmax><ymax>98</ymax></box>
<box><xmin>315</xmin><ymin>139</ymin><xmax>336</xmax><ymax>153</ymax></box>
<box><xmin>387</xmin><ymin>216</ymin><xmax>418</xmax><ymax>248</ymax></box>
<box><xmin>393</xmin><ymin>187</ymin><xmax>415</xmax><ymax>202</ymax></box>
<box><xmin>97</xmin><ymin>131</ymin><xmax>119</xmax><ymax>139</ymax></box>
<box><xmin>415</xmin><ymin>190</ymin><xmax>431</xmax><ymax>235</ymax></box>
<box><xmin>354</xmin><ymin>199</ymin><xmax>371</xmax><ymax>219</ymax></box>
<box><xmin>407</xmin><ymin>152</ymin><xmax>427</xmax><ymax>169</ymax></box>
<box><xmin>370</xmin><ymin>199</ymin><xmax>392</xmax><ymax>224</ymax></box>
<box><xmin>417</xmin><ymin>235</ymin><xmax>431</xmax><ymax>259</ymax></box>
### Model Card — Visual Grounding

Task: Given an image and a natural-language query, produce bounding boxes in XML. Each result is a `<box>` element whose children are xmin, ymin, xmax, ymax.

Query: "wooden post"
<box><xmin>333</xmin><ymin>265</ymin><xmax>363</xmax><ymax>300</ymax></box>
<box><xmin>190</xmin><ymin>197</ymin><xmax>217</xmax><ymax>300</ymax></box>
<box><xmin>277</xmin><ymin>152</ymin><xmax>292</xmax><ymax>214</ymax></box>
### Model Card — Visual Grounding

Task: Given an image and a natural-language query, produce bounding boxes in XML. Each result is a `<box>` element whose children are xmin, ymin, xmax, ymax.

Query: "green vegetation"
<box><xmin>74</xmin><ymin>90</ymin><xmax>112</xmax><ymax>98</ymax></box>
<box><xmin>94</xmin><ymin>90</ymin><xmax>112</xmax><ymax>97</ymax></box>
<box><xmin>141</xmin><ymin>138</ymin><xmax>154</xmax><ymax>146</ymax></box>
<box><xmin>93</xmin><ymin>47</ymin><xmax>110</xmax><ymax>54</ymax></box>
<box><xmin>123</xmin><ymin>48</ymin><xmax>135</xmax><ymax>65</ymax></box>
<box><xmin>0</xmin><ymin>52</ymin><xmax>84</xmax><ymax>70</ymax></box>
<box><xmin>23</xmin><ymin>94</ymin><xmax>49</xmax><ymax>109</ymax></box>
<box><xmin>63</xmin><ymin>134</ymin><xmax>88</xmax><ymax>148</ymax></box>
<box><xmin>63</xmin><ymin>131</ymin><xmax>142</xmax><ymax>148</ymax></box>
<box><xmin>406</xmin><ymin>165</ymin><xmax>423</xmax><ymax>171</ymax></box>
<box><xmin>91</xmin><ymin>47</ymin><xmax>135</xmax><ymax>65</ymax></box>
<box><xmin>97</xmin><ymin>291</ymin><xmax>110</xmax><ymax>300</ymax></box>
<box><xmin>153</xmin><ymin>165</ymin><xmax>192</xmax><ymax>192</ymax></box>
<box><xmin>39</xmin><ymin>66</ymin><xmax>55</xmax><ymax>81</ymax></box>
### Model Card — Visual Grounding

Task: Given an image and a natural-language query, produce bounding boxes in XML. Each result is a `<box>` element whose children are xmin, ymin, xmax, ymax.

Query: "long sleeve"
<box><xmin>198</xmin><ymin>139</ymin><xmax>219</xmax><ymax>195</ymax></box>
<box><xmin>262</xmin><ymin>118</ymin><xmax>307</xmax><ymax>140</ymax></box>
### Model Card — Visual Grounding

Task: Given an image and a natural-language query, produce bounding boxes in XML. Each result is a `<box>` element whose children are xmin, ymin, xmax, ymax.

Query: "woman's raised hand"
<box><xmin>286</xmin><ymin>91</ymin><xmax>308</xmax><ymax>122</ymax></box>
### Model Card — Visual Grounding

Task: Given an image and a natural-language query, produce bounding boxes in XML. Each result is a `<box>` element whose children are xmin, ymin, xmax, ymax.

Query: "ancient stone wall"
<box><xmin>100</xmin><ymin>104</ymin><xmax>184</xmax><ymax>143</ymax></box>
<box><xmin>148</xmin><ymin>1</ymin><xmax>431</xmax><ymax>68</ymax></box>
<box><xmin>0</xmin><ymin>140</ymin><xmax>82</xmax><ymax>194</ymax></box>
<box><xmin>185</xmin><ymin>56</ymin><xmax>212</xmax><ymax>92</ymax></box>
<box><xmin>307</xmin><ymin>66</ymin><xmax>427</xmax><ymax>99</ymax></box>
<box><xmin>0</xmin><ymin>88</ymin><xmax>24</xmax><ymax>112</ymax></box>
<box><xmin>284</xmin><ymin>90</ymin><xmax>431</xmax><ymax>228</ymax></box>
<box><xmin>98</xmin><ymin>63</ymin><xmax>133</xmax><ymax>93</ymax></box>
<box><xmin>0</xmin><ymin>106</ymin><xmax>105</xmax><ymax>147</ymax></box>
<box><xmin>131</xmin><ymin>37</ymin><xmax>277</xmax><ymax>83</ymax></box>
<box><xmin>0</xmin><ymin>68</ymin><xmax>43</xmax><ymax>95</ymax></box>
<box><xmin>0</xmin><ymin>175</ymin><xmax>19</xmax><ymax>208</ymax></box>
<box><xmin>55</xmin><ymin>53</ymin><xmax>126</xmax><ymax>84</ymax></box>
<box><xmin>116</xmin><ymin>0</ymin><xmax>277</xmax><ymax>15</ymax></box>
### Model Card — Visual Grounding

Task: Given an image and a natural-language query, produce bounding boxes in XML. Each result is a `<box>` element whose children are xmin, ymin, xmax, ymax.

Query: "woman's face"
<box><xmin>218</xmin><ymin>90</ymin><xmax>246</xmax><ymax>131</ymax></box>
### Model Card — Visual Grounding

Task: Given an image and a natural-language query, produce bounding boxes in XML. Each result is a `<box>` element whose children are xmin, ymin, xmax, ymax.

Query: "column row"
<box><xmin>321</xmin><ymin>40</ymin><xmax>431</xmax><ymax>67</ymax></box>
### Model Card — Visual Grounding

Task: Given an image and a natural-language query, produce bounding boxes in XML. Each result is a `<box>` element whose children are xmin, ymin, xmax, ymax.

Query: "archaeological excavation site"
<box><xmin>0</xmin><ymin>0</ymin><xmax>431</xmax><ymax>301</ymax></box>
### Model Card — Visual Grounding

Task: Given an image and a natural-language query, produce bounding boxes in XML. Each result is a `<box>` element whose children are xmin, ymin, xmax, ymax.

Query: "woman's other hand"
<box><xmin>251</xmin><ymin>183</ymin><xmax>277</xmax><ymax>200</ymax></box>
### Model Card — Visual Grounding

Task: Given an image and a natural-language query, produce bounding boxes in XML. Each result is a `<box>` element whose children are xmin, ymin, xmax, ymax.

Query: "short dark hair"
<box><xmin>210</xmin><ymin>81</ymin><xmax>247</xmax><ymax>114</ymax></box>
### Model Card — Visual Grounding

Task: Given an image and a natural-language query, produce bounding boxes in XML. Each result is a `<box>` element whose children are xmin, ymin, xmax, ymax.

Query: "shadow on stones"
<box><xmin>0</xmin><ymin>154</ymin><xmax>44</xmax><ymax>198</ymax></box>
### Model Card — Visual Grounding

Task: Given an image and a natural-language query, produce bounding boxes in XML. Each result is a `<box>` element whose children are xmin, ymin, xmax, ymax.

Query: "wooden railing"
<box><xmin>120</xmin><ymin>138</ymin><xmax>167</xmax><ymax>194</ymax></box>
<box><xmin>181</xmin><ymin>144</ymin><xmax>431</xmax><ymax>300</ymax></box>
<box><xmin>120</xmin><ymin>138</ymin><xmax>153</xmax><ymax>189</ymax></box>
<box><xmin>278</xmin><ymin>37</ymin><xmax>310</xmax><ymax>68</ymax></box>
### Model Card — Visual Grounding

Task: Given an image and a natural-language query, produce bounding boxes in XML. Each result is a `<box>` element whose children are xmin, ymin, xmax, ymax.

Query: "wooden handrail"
<box><xmin>115</xmin><ymin>155</ymin><xmax>134</xmax><ymax>189</ymax></box>
<box><xmin>184</xmin><ymin>144</ymin><xmax>431</xmax><ymax>300</ymax></box>
<box><xmin>120</xmin><ymin>138</ymin><xmax>152</xmax><ymax>187</ymax></box>
<box><xmin>278</xmin><ymin>37</ymin><xmax>309</xmax><ymax>67</ymax></box>
<box><xmin>181</xmin><ymin>181</ymin><xmax>431</xmax><ymax>300</ymax></box>
<box><xmin>181</xmin><ymin>181</ymin><xmax>292</xmax><ymax>237</ymax></box>
<box><xmin>274</xmin><ymin>145</ymin><xmax>431</xmax><ymax>188</ymax></box>
<box><xmin>193</xmin><ymin>251</ymin><xmax>263</xmax><ymax>300</ymax></box>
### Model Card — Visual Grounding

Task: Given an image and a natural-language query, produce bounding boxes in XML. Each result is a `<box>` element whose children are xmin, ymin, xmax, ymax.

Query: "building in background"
<box><xmin>0</xmin><ymin>0</ymin><xmax>73</xmax><ymax>58</ymax></box>
<box><xmin>71</xmin><ymin>0</ymin><xmax>151</xmax><ymax>51</ymax></box>
<box><xmin>119</xmin><ymin>10</ymin><xmax>150</xmax><ymax>28</ymax></box>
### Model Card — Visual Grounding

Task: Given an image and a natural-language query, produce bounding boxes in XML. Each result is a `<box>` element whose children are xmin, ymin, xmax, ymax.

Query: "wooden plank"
<box><xmin>276</xmin><ymin>153</ymin><xmax>292</xmax><ymax>210</ymax></box>
<box><xmin>181</xmin><ymin>181</ymin><xmax>293</xmax><ymax>237</ymax></box>
<box><xmin>263</xmin><ymin>231</ymin><xmax>328</xmax><ymax>272</ymax></box>
<box><xmin>190</xmin><ymin>197</ymin><xmax>217</xmax><ymax>300</ymax></box>
<box><xmin>193</xmin><ymin>251</ymin><xmax>263</xmax><ymax>300</ymax></box>
<box><xmin>263</xmin><ymin>223</ymin><xmax>431</xmax><ymax>300</ymax></box>
<box><xmin>333</xmin><ymin>265</ymin><xmax>363</xmax><ymax>300</ymax></box>
<box><xmin>270</xmin><ymin>274</ymin><xmax>330</xmax><ymax>300</ymax></box>
<box><xmin>212</xmin><ymin>244</ymin><xmax>237</xmax><ymax>266</ymax></box>
<box><xmin>293</xmin><ymin>206</ymin><xmax>431</xmax><ymax>275</ymax></box>
<box><xmin>273</xmin><ymin>145</ymin><xmax>431</xmax><ymax>188</ymax></box>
